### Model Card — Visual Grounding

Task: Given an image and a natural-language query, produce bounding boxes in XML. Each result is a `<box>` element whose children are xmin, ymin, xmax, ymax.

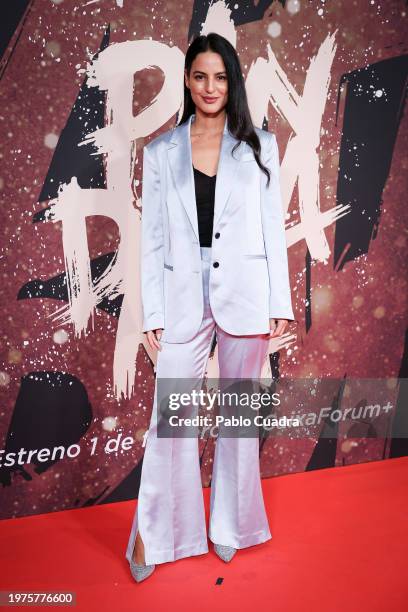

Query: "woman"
<box><xmin>126</xmin><ymin>32</ymin><xmax>295</xmax><ymax>582</ymax></box>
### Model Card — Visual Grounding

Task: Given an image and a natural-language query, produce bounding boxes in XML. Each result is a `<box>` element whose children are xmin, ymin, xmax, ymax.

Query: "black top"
<box><xmin>192</xmin><ymin>165</ymin><xmax>216</xmax><ymax>247</ymax></box>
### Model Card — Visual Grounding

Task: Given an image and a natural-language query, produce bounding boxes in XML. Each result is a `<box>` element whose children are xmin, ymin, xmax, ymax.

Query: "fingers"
<box><xmin>147</xmin><ymin>329</ymin><xmax>163</xmax><ymax>351</ymax></box>
<box><xmin>147</xmin><ymin>331</ymin><xmax>159</xmax><ymax>350</ymax></box>
<box><xmin>268</xmin><ymin>319</ymin><xmax>288</xmax><ymax>338</ymax></box>
<box><xmin>156</xmin><ymin>329</ymin><xmax>163</xmax><ymax>351</ymax></box>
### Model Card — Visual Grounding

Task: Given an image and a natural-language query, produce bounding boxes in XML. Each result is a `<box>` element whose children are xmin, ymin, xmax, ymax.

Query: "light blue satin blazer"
<box><xmin>140</xmin><ymin>112</ymin><xmax>295</xmax><ymax>343</ymax></box>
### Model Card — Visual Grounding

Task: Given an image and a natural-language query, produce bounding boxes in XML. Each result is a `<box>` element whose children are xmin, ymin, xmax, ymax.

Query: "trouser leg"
<box><xmin>208</xmin><ymin>325</ymin><xmax>272</xmax><ymax>548</ymax></box>
<box><xmin>126</xmin><ymin>247</ymin><xmax>215</xmax><ymax>565</ymax></box>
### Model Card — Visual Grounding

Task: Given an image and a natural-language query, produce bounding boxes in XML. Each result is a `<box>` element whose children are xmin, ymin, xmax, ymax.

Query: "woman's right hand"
<box><xmin>146</xmin><ymin>328</ymin><xmax>164</xmax><ymax>351</ymax></box>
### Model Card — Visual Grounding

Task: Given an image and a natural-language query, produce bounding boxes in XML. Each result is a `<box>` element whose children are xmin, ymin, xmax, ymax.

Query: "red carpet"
<box><xmin>1</xmin><ymin>457</ymin><xmax>407</xmax><ymax>611</ymax></box>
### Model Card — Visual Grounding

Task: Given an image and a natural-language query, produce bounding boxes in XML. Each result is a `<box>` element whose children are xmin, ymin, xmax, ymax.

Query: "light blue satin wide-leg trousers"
<box><xmin>125</xmin><ymin>246</ymin><xmax>272</xmax><ymax>565</ymax></box>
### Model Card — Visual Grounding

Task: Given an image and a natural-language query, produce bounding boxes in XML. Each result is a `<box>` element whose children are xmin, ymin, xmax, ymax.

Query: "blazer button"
<box><xmin>213</xmin><ymin>261</ymin><xmax>219</xmax><ymax>268</ymax></box>
<box><xmin>214</xmin><ymin>232</ymin><xmax>220</xmax><ymax>239</ymax></box>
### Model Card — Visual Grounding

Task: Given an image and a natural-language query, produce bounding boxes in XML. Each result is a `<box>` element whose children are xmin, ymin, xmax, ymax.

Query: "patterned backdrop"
<box><xmin>0</xmin><ymin>0</ymin><xmax>407</xmax><ymax>519</ymax></box>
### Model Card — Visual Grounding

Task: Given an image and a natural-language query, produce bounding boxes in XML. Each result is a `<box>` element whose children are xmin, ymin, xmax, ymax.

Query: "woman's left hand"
<box><xmin>268</xmin><ymin>318</ymin><xmax>289</xmax><ymax>338</ymax></box>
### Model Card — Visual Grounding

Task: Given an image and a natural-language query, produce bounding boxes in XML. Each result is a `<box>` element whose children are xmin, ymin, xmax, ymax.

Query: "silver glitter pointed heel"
<box><xmin>129</xmin><ymin>556</ymin><xmax>156</xmax><ymax>583</ymax></box>
<box><xmin>214</xmin><ymin>543</ymin><xmax>237</xmax><ymax>562</ymax></box>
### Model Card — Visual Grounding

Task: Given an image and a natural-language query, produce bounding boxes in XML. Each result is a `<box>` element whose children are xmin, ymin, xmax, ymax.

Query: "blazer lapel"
<box><xmin>167</xmin><ymin>113</ymin><xmax>244</xmax><ymax>241</ymax></box>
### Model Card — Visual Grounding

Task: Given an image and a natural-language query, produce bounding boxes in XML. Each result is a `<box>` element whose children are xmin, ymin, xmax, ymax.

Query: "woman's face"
<box><xmin>184</xmin><ymin>51</ymin><xmax>228</xmax><ymax>115</ymax></box>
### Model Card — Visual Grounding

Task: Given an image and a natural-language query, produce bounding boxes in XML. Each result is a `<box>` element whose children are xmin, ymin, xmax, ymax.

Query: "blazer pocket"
<box><xmin>244</xmin><ymin>254</ymin><xmax>267</xmax><ymax>259</ymax></box>
<box><xmin>164</xmin><ymin>263</ymin><xmax>173</xmax><ymax>271</ymax></box>
<box><xmin>241</xmin><ymin>152</ymin><xmax>256</xmax><ymax>162</ymax></box>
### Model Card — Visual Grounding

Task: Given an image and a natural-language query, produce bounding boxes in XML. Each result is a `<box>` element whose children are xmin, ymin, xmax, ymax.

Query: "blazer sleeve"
<box><xmin>261</xmin><ymin>133</ymin><xmax>296</xmax><ymax>322</ymax></box>
<box><xmin>140</xmin><ymin>144</ymin><xmax>165</xmax><ymax>333</ymax></box>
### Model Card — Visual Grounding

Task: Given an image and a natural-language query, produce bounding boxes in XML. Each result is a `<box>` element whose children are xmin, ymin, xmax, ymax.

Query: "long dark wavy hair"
<box><xmin>178</xmin><ymin>33</ymin><xmax>271</xmax><ymax>187</ymax></box>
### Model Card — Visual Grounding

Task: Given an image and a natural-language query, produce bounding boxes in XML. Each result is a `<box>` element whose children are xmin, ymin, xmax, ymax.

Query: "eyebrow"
<box><xmin>192</xmin><ymin>70</ymin><xmax>227</xmax><ymax>75</ymax></box>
